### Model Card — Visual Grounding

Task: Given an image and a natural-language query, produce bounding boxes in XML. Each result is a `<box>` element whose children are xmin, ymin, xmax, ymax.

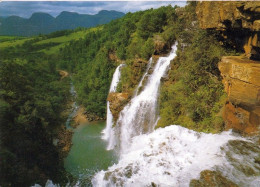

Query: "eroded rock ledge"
<box><xmin>196</xmin><ymin>1</ymin><xmax>260</xmax><ymax>60</ymax></box>
<box><xmin>219</xmin><ymin>56</ymin><xmax>260</xmax><ymax>135</ymax></box>
<box><xmin>107</xmin><ymin>92</ymin><xmax>130</xmax><ymax>121</ymax></box>
<box><xmin>196</xmin><ymin>1</ymin><xmax>260</xmax><ymax>135</ymax></box>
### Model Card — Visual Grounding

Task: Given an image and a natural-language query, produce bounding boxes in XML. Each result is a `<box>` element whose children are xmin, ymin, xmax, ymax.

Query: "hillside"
<box><xmin>1</xmin><ymin>2</ymin><xmax>259</xmax><ymax>186</ymax></box>
<box><xmin>0</xmin><ymin>10</ymin><xmax>124</xmax><ymax>36</ymax></box>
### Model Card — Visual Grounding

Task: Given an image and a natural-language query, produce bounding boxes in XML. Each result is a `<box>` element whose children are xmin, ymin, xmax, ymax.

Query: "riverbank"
<box><xmin>71</xmin><ymin>106</ymin><xmax>88</xmax><ymax>128</ymax></box>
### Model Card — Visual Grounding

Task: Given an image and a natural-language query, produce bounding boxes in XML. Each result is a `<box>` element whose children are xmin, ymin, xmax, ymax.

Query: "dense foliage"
<box><xmin>58</xmin><ymin>5</ymin><xmax>179</xmax><ymax>117</ymax></box>
<box><xmin>157</xmin><ymin>3</ymin><xmax>237</xmax><ymax>132</ymax></box>
<box><xmin>0</xmin><ymin>47</ymin><xmax>71</xmax><ymax>186</ymax></box>
<box><xmin>0</xmin><ymin>3</ymin><xmax>240</xmax><ymax>186</ymax></box>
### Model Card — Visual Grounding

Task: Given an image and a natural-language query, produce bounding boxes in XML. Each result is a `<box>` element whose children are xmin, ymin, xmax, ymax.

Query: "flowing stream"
<box><xmin>92</xmin><ymin>126</ymin><xmax>260</xmax><ymax>186</ymax></box>
<box><xmin>102</xmin><ymin>64</ymin><xmax>125</xmax><ymax>150</ymax></box>
<box><xmin>37</xmin><ymin>43</ymin><xmax>260</xmax><ymax>187</ymax></box>
<box><xmin>65</xmin><ymin>80</ymin><xmax>78</xmax><ymax>129</ymax></box>
<box><xmin>115</xmin><ymin>43</ymin><xmax>178</xmax><ymax>154</ymax></box>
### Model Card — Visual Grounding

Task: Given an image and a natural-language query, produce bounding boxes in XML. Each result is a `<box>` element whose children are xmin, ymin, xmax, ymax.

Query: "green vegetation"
<box><xmin>0</xmin><ymin>31</ymin><xmax>73</xmax><ymax>187</ymax></box>
<box><xmin>0</xmin><ymin>35</ymin><xmax>26</xmax><ymax>42</ymax></box>
<box><xmin>57</xmin><ymin>6</ymin><xmax>179</xmax><ymax>117</ymax></box>
<box><xmin>157</xmin><ymin>3</ymin><xmax>238</xmax><ymax>133</ymax></box>
<box><xmin>0</xmin><ymin>3</ymin><xmax>241</xmax><ymax>186</ymax></box>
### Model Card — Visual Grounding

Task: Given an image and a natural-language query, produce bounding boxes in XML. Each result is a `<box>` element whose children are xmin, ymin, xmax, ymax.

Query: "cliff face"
<box><xmin>219</xmin><ymin>56</ymin><xmax>260</xmax><ymax>134</ymax></box>
<box><xmin>107</xmin><ymin>92</ymin><xmax>130</xmax><ymax>121</ymax></box>
<box><xmin>196</xmin><ymin>2</ymin><xmax>260</xmax><ymax>135</ymax></box>
<box><xmin>197</xmin><ymin>1</ymin><xmax>260</xmax><ymax>59</ymax></box>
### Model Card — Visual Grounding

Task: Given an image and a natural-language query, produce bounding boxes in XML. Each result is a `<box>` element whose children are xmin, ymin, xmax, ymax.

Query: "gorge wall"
<box><xmin>196</xmin><ymin>1</ymin><xmax>260</xmax><ymax>135</ymax></box>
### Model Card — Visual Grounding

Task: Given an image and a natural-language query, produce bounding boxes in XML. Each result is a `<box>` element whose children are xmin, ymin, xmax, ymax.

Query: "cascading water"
<box><xmin>65</xmin><ymin>81</ymin><xmax>78</xmax><ymax>129</ymax></box>
<box><xmin>92</xmin><ymin>42</ymin><xmax>260</xmax><ymax>186</ymax></box>
<box><xmin>115</xmin><ymin>43</ymin><xmax>178</xmax><ymax>154</ymax></box>
<box><xmin>92</xmin><ymin>126</ymin><xmax>260</xmax><ymax>186</ymax></box>
<box><xmin>102</xmin><ymin>64</ymin><xmax>124</xmax><ymax>150</ymax></box>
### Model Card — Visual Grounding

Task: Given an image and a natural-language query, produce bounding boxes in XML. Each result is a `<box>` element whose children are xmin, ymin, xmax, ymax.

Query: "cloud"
<box><xmin>0</xmin><ymin>1</ymin><xmax>186</xmax><ymax>18</ymax></box>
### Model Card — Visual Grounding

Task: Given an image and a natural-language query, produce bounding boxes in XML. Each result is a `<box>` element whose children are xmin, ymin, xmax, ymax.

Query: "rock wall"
<box><xmin>107</xmin><ymin>92</ymin><xmax>130</xmax><ymax>121</ymax></box>
<box><xmin>219</xmin><ymin>56</ymin><xmax>260</xmax><ymax>135</ymax></box>
<box><xmin>196</xmin><ymin>1</ymin><xmax>260</xmax><ymax>59</ymax></box>
<box><xmin>196</xmin><ymin>2</ymin><xmax>260</xmax><ymax>135</ymax></box>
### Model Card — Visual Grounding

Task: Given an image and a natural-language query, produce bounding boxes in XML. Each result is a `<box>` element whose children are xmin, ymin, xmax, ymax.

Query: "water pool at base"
<box><xmin>64</xmin><ymin>121</ymin><xmax>117</xmax><ymax>184</ymax></box>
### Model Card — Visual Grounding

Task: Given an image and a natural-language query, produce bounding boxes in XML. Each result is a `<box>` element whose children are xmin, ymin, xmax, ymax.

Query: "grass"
<box><xmin>37</xmin><ymin>27</ymin><xmax>103</xmax><ymax>54</ymax></box>
<box><xmin>0</xmin><ymin>26</ymin><xmax>103</xmax><ymax>54</ymax></box>
<box><xmin>0</xmin><ymin>35</ymin><xmax>26</xmax><ymax>42</ymax></box>
<box><xmin>0</xmin><ymin>37</ymin><xmax>31</xmax><ymax>48</ymax></box>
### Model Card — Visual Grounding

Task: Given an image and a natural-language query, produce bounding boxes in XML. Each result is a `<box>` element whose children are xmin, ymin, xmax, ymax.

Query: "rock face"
<box><xmin>190</xmin><ymin>170</ymin><xmax>238</xmax><ymax>187</ymax></box>
<box><xmin>219</xmin><ymin>56</ymin><xmax>260</xmax><ymax>135</ymax></box>
<box><xmin>196</xmin><ymin>1</ymin><xmax>260</xmax><ymax>59</ymax></box>
<box><xmin>196</xmin><ymin>2</ymin><xmax>260</xmax><ymax>135</ymax></box>
<box><xmin>153</xmin><ymin>35</ymin><xmax>168</xmax><ymax>55</ymax></box>
<box><xmin>107</xmin><ymin>92</ymin><xmax>130</xmax><ymax>121</ymax></box>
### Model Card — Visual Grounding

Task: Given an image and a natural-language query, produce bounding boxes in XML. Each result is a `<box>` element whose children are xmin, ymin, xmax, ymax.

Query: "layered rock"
<box><xmin>107</xmin><ymin>92</ymin><xmax>130</xmax><ymax>121</ymax></box>
<box><xmin>219</xmin><ymin>56</ymin><xmax>260</xmax><ymax>135</ymax></box>
<box><xmin>196</xmin><ymin>1</ymin><xmax>260</xmax><ymax>59</ymax></box>
<box><xmin>190</xmin><ymin>170</ymin><xmax>238</xmax><ymax>187</ymax></box>
<box><xmin>196</xmin><ymin>2</ymin><xmax>260</xmax><ymax>135</ymax></box>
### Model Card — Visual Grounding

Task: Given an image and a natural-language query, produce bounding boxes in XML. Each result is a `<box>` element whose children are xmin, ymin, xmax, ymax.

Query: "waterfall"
<box><xmin>65</xmin><ymin>80</ymin><xmax>78</xmax><ymax>129</ymax></box>
<box><xmin>115</xmin><ymin>43</ymin><xmax>178</xmax><ymax>154</ymax></box>
<box><xmin>102</xmin><ymin>64</ymin><xmax>124</xmax><ymax>150</ymax></box>
<box><xmin>92</xmin><ymin>126</ymin><xmax>260</xmax><ymax>186</ymax></box>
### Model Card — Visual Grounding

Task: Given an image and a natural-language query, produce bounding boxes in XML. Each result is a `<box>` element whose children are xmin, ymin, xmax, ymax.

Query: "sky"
<box><xmin>0</xmin><ymin>1</ymin><xmax>186</xmax><ymax>18</ymax></box>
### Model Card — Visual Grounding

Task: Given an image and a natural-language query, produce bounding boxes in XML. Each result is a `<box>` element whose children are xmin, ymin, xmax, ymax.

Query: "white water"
<box><xmin>92</xmin><ymin>125</ymin><xmax>260</xmax><ymax>187</ymax></box>
<box><xmin>102</xmin><ymin>64</ymin><xmax>124</xmax><ymax>150</ymax></box>
<box><xmin>114</xmin><ymin>43</ymin><xmax>178</xmax><ymax>154</ymax></box>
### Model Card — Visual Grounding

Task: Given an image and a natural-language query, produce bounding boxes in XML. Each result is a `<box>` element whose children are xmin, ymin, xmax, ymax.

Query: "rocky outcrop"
<box><xmin>219</xmin><ymin>56</ymin><xmax>260</xmax><ymax>135</ymax></box>
<box><xmin>190</xmin><ymin>170</ymin><xmax>238</xmax><ymax>187</ymax></box>
<box><xmin>153</xmin><ymin>35</ymin><xmax>168</xmax><ymax>55</ymax></box>
<box><xmin>107</xmin><ymin>92</ymin><xmax>130</xmax><ymax>121</ymax></box>
<box><xmin>54</xmin><ymin>126</ymin><xmax>73</xmax><ymax>160</ymax></box>
<box><xmin>196</xmin><ymin>2</ymin><xmax>260</xmax><ymax>135</ymax></box>
<box><xmin>196</xmin><ymin>1</ymin><xmax>260</xmax><ymax>59</ymax></box>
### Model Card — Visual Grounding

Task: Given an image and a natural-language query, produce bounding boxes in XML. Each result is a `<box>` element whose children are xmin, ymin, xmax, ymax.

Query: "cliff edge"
<box><xmin>197</xmin><ymin>1</ymin><xmax>260</xmax><ymax>135</ymax></box>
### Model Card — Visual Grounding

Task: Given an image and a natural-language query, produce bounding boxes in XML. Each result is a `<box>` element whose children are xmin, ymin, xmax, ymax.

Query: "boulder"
<box><xmin>190</xmin><ymin>170</ymin><xmax>238</xmax><ymax>187</ymax></box>
<box><xmin>107</xmin><ymin>92</ymin><xmax>130</xmax><ymax>121</ymax></box>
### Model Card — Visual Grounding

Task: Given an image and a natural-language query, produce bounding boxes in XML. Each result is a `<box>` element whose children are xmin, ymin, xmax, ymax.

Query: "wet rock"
<box><xmin>55</xmin><ymin>126</ymin><xmax>73</xmax><ymax>159</ymax></box>
<box><xmin>190</xmin><ymin>170</ymin><xmax>238</xmax><ymax>187</ymax></box>
<box><xmin>107</xmin><ymin>92</ymin><xmax>130</xmax><ymax>121</ymax></box>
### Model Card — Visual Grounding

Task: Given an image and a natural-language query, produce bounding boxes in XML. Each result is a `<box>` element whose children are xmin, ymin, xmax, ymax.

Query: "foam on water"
<box><xmin>115</xmin><ymin>43</ymin><xmax>178</xmax><ymax>154</ymax></box>
<box><xmin>102</xmin><ymin>64</ymin><xmax>124</xmax><ymax>150</ymax></box>
<box><xmin>92</xmin><ymin>125</ymin><xmax>260</xmax><ymax>187</ymax></box>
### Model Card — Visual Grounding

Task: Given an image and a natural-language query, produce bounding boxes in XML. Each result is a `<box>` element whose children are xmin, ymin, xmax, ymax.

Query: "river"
<box><xmin>64</xmin><ymin>121</ymin><xmax>117</xmax><ymax>186</ymax></box>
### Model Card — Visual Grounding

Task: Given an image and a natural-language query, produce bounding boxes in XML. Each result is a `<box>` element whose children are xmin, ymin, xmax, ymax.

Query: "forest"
<box><xmin>0</xmin><ymin>2</ymin><xmax>240</xmax><ymax>186</ymax></box>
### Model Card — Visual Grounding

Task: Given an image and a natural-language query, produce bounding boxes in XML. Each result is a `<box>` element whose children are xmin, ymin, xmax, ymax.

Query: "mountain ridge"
<box><xmin>0</xmin><ymin>10</ymin><xmax>125</xmax><ymax>36</ymax></box>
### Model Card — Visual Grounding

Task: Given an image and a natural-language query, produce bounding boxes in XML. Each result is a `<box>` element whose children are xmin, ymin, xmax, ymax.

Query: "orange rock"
<box><xmin>190</xmin><ymin>170</ymin><xmax>238</xmax><ymax>187</ymax></box>
<box><xmin>219</xmin><ymin>56</ymin><xmax>260</xmax><ymax>135</ymax></box>
<box><xmin>107</xmin><ymin>92</ymin><xmax>130</xmax><ymax>121</ymax></box>
<box><xmin>196</xmin><ymin>1</ymin><xmax>260</xmax><ymax>59</ymax></box>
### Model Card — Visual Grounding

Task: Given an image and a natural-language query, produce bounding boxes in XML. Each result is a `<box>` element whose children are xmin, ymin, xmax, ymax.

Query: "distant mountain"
<box><xmin>0</xmin><ymin>10</ymin><xmax>125</xmax><ymax>36</ymax></box>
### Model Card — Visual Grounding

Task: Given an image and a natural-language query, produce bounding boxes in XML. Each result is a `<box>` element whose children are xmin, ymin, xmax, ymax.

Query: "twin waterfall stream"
<box><xmin>95</xmin><ymin>43</ymin><xmax>260</xmax><ymax>187</ymax></box>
